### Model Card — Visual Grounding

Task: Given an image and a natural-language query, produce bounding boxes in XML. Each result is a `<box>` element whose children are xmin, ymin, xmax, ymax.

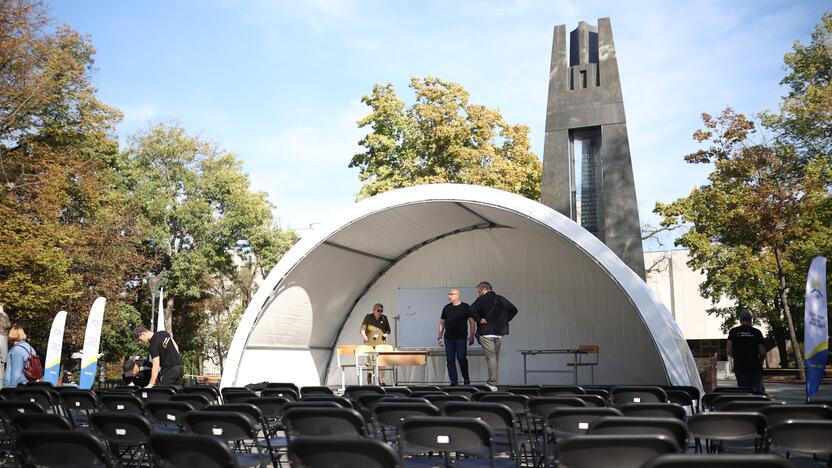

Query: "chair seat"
<box><xmin>454</xmin><ymin>457</ymin><xmax>517</xmax><ymax>468</ymax></box>
<box><xmin>402</xmin><ymin>456</ymin><xmax>445</xmax><ymax>468</ymax></box>
<box><xmin>257</xmin><ymin>435</ymin><xmax>288</xmax><ymax>449</ymax></box>
<box><xmin>234</xmin><ymin>451</ymin><xmax>271</xmax><ymax>467</ymax></box>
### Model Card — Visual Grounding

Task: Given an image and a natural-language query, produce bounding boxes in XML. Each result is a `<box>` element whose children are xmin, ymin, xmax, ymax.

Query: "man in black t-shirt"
<box><xmin>122</xmin><ymin>357</ymin><xmax>152</xmax><ymax>387</ymax></box>
<box><xmin>133</xmin><ymin>325</ymin><xmax>184</xmax><ymax>387</ymax></box>
<box><xmin>727</xmin><ymin>310</ymin><xmax>767</xmax><ymax>394</ymax></box>
<box><xmin>437</xmin><ymin>288</ymin><xmax>476</xmax><ymax>386</ymax></box>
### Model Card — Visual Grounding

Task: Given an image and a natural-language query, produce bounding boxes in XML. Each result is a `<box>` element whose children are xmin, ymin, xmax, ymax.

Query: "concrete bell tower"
<box><xmin>541</xmin><ymin>18</ymin><xmax>646</xmax><ymax>279</ymax></box>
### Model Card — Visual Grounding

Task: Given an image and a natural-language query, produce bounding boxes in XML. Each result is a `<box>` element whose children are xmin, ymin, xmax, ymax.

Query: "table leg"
<box><xmin>374</xmin><ymin>358</ymin><xmax>379</xmax><ymax>386</ymax></box>
<box><xmin>572</xmin><ymin>351</ymin><xmax>579</xmax><ymax>385</ymax></box>
<box><xmin>523</xmin><ymin>353</ymin><xmax>528</xmax><ymax>385</ymax></box>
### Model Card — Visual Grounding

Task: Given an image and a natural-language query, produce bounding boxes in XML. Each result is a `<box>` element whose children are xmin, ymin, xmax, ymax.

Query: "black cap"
<box><xmin>123</xmin><ymin>358</ymin><xmax>136</xmax><ymax>378</ymax></box>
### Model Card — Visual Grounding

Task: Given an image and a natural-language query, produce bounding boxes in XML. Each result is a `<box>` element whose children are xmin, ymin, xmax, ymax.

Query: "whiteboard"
<box><xmin>398</xmin><ymin>287</ymin><xmax>480</xmax><ymax>349</ymax></box>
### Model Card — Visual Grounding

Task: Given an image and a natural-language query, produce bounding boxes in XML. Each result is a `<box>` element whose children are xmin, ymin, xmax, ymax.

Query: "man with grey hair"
<box><xmin>470</xmin><ymin>281</ymin><xmax>517</xmax><ymax>390</ymax></box>
<box><xmin>727</xmin><ymin>310</ymin><xmax>767</xmax><ymax>394</ymax></box>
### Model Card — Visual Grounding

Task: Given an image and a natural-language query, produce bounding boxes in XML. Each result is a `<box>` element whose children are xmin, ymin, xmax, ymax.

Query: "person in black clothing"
<box><xmin>470</xmin><ymin>281</ymin><xmax>518</xmax><ymax>390</ymax></box>
<box><xmin>122</xmin><ymin>357</ymin><xmax>152</xmax><ymax>387</ymax></box>
<box><xmin>437</xmin><ymin>288</ymin><xmax>476</xmax><ymax>386</ymax></box>
<box><xmin>727</xmin><ymin>310</ymin><xmax>767</xmax><ymax>394</ymax></box>
<box><xmin>133</xmin><ymin>325</ymin><xmax>184</xmax><ymax>387</ymax></box>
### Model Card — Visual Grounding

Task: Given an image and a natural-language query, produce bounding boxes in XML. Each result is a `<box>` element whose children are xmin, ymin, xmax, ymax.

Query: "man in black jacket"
<box><xmin>470</xmin><ymin>281</ymin><xmax>518</xmax><ymax>390</ymax></box>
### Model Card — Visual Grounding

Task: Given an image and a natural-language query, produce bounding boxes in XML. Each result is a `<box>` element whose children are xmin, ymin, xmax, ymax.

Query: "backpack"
<box><xmin>14</xmin><ymin>344</ymin><xmax>44</xmax><ymax>381</ymax></box>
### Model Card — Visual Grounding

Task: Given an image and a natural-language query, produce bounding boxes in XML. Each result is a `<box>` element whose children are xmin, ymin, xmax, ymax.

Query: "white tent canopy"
<box><xmin>221</xmin><ymin>184</ymin><xmax>702</xmax><ymax>392</ymax></box>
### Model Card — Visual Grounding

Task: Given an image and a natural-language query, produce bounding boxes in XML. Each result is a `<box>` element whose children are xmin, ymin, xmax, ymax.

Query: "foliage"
<box><xmin>0</xmin><ymin>0</ymin><xmax>148</xmax><ymax>357</ymax></box>
<box><xmin>350</xmin><ymin>77</ymin><xmax>542</xmax><ymax>200</ymax></box>
<box><xmin>121</xmin><ymin>122</ymin><xmax>297</xmax><ymax>365</ymax></box>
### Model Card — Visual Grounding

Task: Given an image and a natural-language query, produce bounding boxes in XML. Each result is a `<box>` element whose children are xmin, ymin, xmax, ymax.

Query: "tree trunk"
<box><xmin>774</xmin><ymin>249</ymin><xmax>805</xmax><ymax>381</ymax></box>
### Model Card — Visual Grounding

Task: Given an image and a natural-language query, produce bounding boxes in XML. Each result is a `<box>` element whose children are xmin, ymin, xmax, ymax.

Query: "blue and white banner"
<box><xmin>43</xmin><ymin>311</ymin><xmax>67</xmax><ymax>385</ymax></box>
<box><xmin>80</xmin><ymin>297</ymin><xmax>106</xmax><ymax>389</ymax></box>
<box><xmin>157</xmin><ymin>287</ymin><xmax>166</xmax><ymax>332</ymax></box>
<box><xmin>804</xmin><ymin>256</ymin><xmax>827</xmax><ymax>398</ymax></box>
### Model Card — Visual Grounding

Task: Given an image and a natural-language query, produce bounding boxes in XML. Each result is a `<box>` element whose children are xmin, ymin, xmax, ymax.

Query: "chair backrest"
<box><xmin>553</xmin><ymin>434</ymin><xmax>679</xmax><ymax>468</ymax></box>
<box><xmin>712</xmin><ymin>386</ymin><xmax>756</xmax><ymax>394</ymax></box>
<box><xmin>472</xmin><ymin>391</ymin><xmax>513</xmax><ymax>402</ymax></box>
<box><xmin>185</xmin><ymin>411</ymin><xmax>259</xmax><ymax>442</ymax></box>
<box><xmin>399</xmin><ymin>416</ymin><xmax>494</xmax><ymax>454</ymax></box>
<box><xmin>301</xmin><ymin>395</ymin><xmax>352</xmax><ymax>408</ymax></box>
<box><xmin>610</xmin><ymin>386</ymin><xmax>668</xmax><ymax>405</ymax></box>
<box><xmin>407</xmin><ymin>386</ymin><xmax>441</xmax><ymax>392</ymax></box>
<box><xmin>300</xmin><ymin>386</ymin><xmax>334</xmax><ymax>396</ymax></box>
<box><xmin>372</xmin><ymin>402</ymin><xmax>440</xmax><ymax>429</ymax></box>
<box><xmin>441</xmin><ymin>386</ymin><xmax>479</xmax><ymax>396</ymax></box>
<box><xmin>706</xmin><ymin>394</ymin><xmax>769</xmax><ymax>411</ymax></box>
<box><xmin>588</xmin><ymin>416</ymin><xmax>688</xmax><ymax>451</ymax></box>
<box><xmin>759</xmin><ymin>404</ymin><xmax>832</xmax><ymax>427</ymax></box>
<box><xmin>643</xmin><ymin>453</ymin><xmax>796</xmax><ymax>468</ymax></box>
<box><xmin>767</xmin><ymin>420</ymin><xmax>832</xmax><ymax>455</ymax></box>
<box><xmin>662</xmin><ymin>385</ymin><xmax>701</xmax><ymax>402</ymax></box>
<box><xmin>136</xmin><ymin>387</ymin><xmax>176</xmax><ymax>402</ymax></box>
<box><xmin>356</xmin><ymin>394</ymin><xmax>390</xmax><ymax>412</ymax></box>
<box><xmin>540</xmin><ymin>385</ymin><xmax>585</xmax><ymax>396</ymax></box>
<box><xmin>246</xmin><ymin>396</ymin><xmax>290</xmax><ymax>419</ymax></box>
<box><xmin>283</xmin><ymin>407</ymin><xmax>367</xmax><ymax>438</ymax></box>
<box><xmin>478</xmin><ymin>394</ymin><xmax>529</xmax><ymax>415</ymax></box>
<box><xmin>13</xmin><ymin>388</ymin><xmax>57</xmax><ymax>412</ymax></box>
<box><xmin>12</xmin><ymin>413</ymin><xmax>73</xmax><ymax>431</ymax></box>
<box><xmin>665</xmin><ymin>390</ymin><xmax>694</xmax><ymax>408</ymax></box>
<box><xmin>100</xmin><ymin>393</ymin><xmax>145</xmax><ymax>414</ymax></box>
<box><xmin>289</xmin><ymin>436</ymin><xmax>400</xmax><ymax>468</ymax></box>
<box><xmin>715</xmin><ymin>400</ymin><xmax>781</xmax><ymax>412</ymax></box>
<box><xmin>265</xmin><ymin>382</ymin><xmax>300</xmax><ymax>392</ymax></box>
<box><xmin>61</xmin><ymin>389</ymin><xmax>99</xmax><ymax>411</ymax></box>
<box><xmin>571</xmin><ymin>394</ymin><xmax>607</xmax><ymax>407</ymax></box>
<box><xmin>206</xmin><ymin>403</ymin><xmax>264</xmax><ymax>426</ymax></box>
<box><xmin>149</xmin><ymin>432</ymin><xmax>240</xmax><ymax>468</ymax></box>
<box><xmin>16</xmin><ymin>430</ymin><xmax>117</xmax><ymax>468</ymax></box>
<box><xmin>344</xmin><ymin>385</ymin><xmax>386</xmax><ymax>401</ymax></box>
<box><xmin>90</xmin><ymin>412</ymin><xmax>153</xmax><ymax>445</ymax></box>
<box><xmin>423</xmin><ymin>394</ymin><xmax>469</xmax><ymax>410</ymax></box>
<box><xmin>528</xmin><ymin>396</ymin><xmax>587</xmax><ymax>419</ymax></box>
<box><xmin>383</xmin><ymin>387</ymin><xmax>413</xmax><ymax>397</ymax></box>
<box><xmin>410</xmin><ymin>391</ymin><xmax>448</xmax><ymax>398</ymax></box>
<box><xmin>0</xmin><ymin>400</ymin><xmax>46</xmax><ymax>420</ymax></box>
<box><xmin>171</xmin><ymin>393</ymin><xmax>210</xmax><ymax>410</ymax></box>
<box><xmin>281</xmin><ymin>401</ymin><xmax>342</xmax><ymax>416</ymax></box>
<box><xmin>507</xmin><ymin>387</ymin><xmax>540</xmax><ymax>397</ymax></box>
<box><xmin>260</xmin><ymin>388</ymin><xmax>299</xmax><ymax>401</ymax></box>
<box><xmin>545</xmin><ymin>407</ymin><xmax>623</xmax><ymax>437</ymax></box>
<box><xmin>442</xmin><ymin>402</ymin><xmax>515</xmax><ymax>431</ymax></box>
<box><xmin>583</xmin><ymin>388</ymin><xmax>610</xmax><ymax>400</ymax></box>
<box><xmin>145</xmin><ymin>401</ymin><xmax>195</xmax><ymax>426</ymax></box>
<box><xmin>619</xmin><ymin>403</ymin><xmax>686</xmax><ymax>420</ymax></box>
<box><xmin>182</xmin><ymin>385</ymin><xmax>219</xmax><ymax>403</ymax></box>
<box><xmin>686</xmin><ymin>412</ymin><xmax>767</xmax><ymax>441</ymax></box>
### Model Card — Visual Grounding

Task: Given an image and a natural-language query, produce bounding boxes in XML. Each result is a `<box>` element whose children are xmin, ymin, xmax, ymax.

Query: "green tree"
<box><xmin>122</xmin><ymin>122</ymin><xmax>298</xmax><ymax>364</ymax></box>
<box><xmin>0</xmin><ymin>0</ymin><xmax>148</xmax><ymax>361</ymax></box>
<box><xmin>350</xmin><ymin>77</ymin><xmax>542</xmax><ymax>200</ymax></box>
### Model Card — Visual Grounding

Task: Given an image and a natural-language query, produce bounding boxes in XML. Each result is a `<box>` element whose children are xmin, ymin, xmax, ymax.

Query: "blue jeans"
<box><xmin>444</xmin><ymin>338</ymin><xmax>470</xmax><ymax>385</ymax></box>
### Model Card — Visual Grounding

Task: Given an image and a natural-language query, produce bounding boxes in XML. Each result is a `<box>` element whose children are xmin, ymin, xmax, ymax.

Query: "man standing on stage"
<box><xmin>133</xmin><ymin>325</ymin><xmax>184</xmax><ymax>387</ymax></box>
<box><xmin>470</xmin><ymin>281</ymin><xmax>517</xmax><ymax>390</ymax></box>
<box><xmin>437</xmin><ymin>288</ymin><xmax>476</xmax><ymax>386</ymax></box>
<box><xmin>727</xmin><ymin>310</ymin><xmax>767</xmax><ymax>394</ymax></box>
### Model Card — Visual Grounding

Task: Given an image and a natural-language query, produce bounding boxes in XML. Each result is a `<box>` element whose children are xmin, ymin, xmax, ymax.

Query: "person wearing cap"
<box><xmin>727</xmin><ymin>310</ymin><xmax>767</xmax><ymax>394</ymax></box>
<box><xmin>133</xmin><ymin>325</ymin><xmax>183</xmax><ymax>387</ymax></box>
<box><xmin>122</xmin><ymin>357</ymin><xmax>152</xmax><ymax>387</ymax></box>
<box><xmin>360</xmin><ymin>303</ymin><xmax>391</xmax><ymax>385</ymax></box>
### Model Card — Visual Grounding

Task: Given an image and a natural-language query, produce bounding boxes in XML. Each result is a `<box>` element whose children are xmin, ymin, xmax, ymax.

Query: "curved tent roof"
<box><xmin>221</xmin><ymin>184</ymin><xmax>702</xmax><ymax>391</ymax></box>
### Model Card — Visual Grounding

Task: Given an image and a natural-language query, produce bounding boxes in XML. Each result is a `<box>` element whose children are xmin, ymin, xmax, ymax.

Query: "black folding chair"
<box><xmin>135</xmin><ymin>387</ymin><xmax>176</xmax><ymax>402</ymax></box>
<box><xmin>145</xmin><ymin>400</ymin><xmax>194</xmax><ymax>432</ymax></box>
<box><xmin>406</xmin><ymin>386</ymin><xmax>441</xmax><ymax>393</ymax></box>
<box><xmin>171</xmin><ymin>393</ymin><xmax>211</xmax><ymax>410</ymax></box>
<box><xmin>767</xmin><ymin>420</ymin><xmax>832</xmax><ymax>463</ymax></box>
<box><xmin>299</xmin><ymin>386</ymin><xmax>333</xmax><ymax>396</ymax></box>
<box><xmin>399</xmin><ymin>416</ymin><xmax>499</xmax><ymax>468</ymax></box>
<box><xmin>706</xmin><ymin>394</ymin><xmax>770</xmax><ymax>412</ymax></box>
<box><xmin>288</xmin><ymin>436</ymin><xmax>400</xmax><ymax>468</ymax></box>
<box><xmin>185</xmin><ymin>410</ymin><xmax>272</xmax><ymax>467</ymax></box>
<box><xmin>716</xmin><ymin>400</ymin><xmax>781</xmax><ymax>412</ymax></box>
<box><xmin>12</xmin><ymin>413</ymin><xmax>73</xmax><ymax>431</ymax></box>
<box><xmin>300</xmin><ymin>395</ymin><xmax>352</xmax><ymax>408</ymax></box>
<box><xmin>90</xmin><ymin>412</ymin><xmax>154</xmax><ymax>467</ymax></box>
<box><xmin>344</xmin><ymin>385</ymin><xmax>386</xmax><ymax>403</ymax></box>
<box><xmin>759</xmin><ymin>404</ymin><xmax>832</xmax><ymax>427</ymax></box>
<box><xmin>260</xmin><ymin>388</ymin><xmax>299</xmax><ymax>402</ymax></box>
<box><xmin>100</xmin><ymin>394</ymin><xmax>146</xmax><ymax>415</ymax></box>
<box><xmin>618</xmin><ymin>403</ymin><xmax>686</xmax><ymax>420</ymax></box>
<box><xmin>686</xmin><ymin>412</ymin><xmax>766</xmax><ymax>453</ymax></box>
<box><xmin>539</xmin><ymin>385</ymin><xmax>585</xmax><ymax>396</ymax></box>
<box><xmin>383</xmin><ymin>387</ymin><xmax>413</xmax><ymax>398</ymax></box>
<box><xmin>550</xmin><ymin>434</ymin><xmax>679</xmax><ymax>468</ymax></box>
<box><xmin>541</xmin><ymin>407</ymin><xmax>623</xmax><ymax>462</ymax></box>
<box><xmin>16</xmin><ymin>430</ymin><xmax>119</xmax><ymax>468</ymax></box>
<box><xmin>265</xmin><ymin>383</ymin><xmax>299</xmax><ymax>393</ymax></box>
<box><xmin>643</xmin><ymin>453</ymin><xmax>795</xmax><ymax>467</ymax></box>
<box><xmin>424</xmin><ymin>394</ymin><xmax>469</xmax><ymax>411</ymax></box>
<box><xmin>610</xmin><ymin>386</ymin><xmax>668</xmax><ymax>406</ymax></box>
<box><xmin>443</xmin><ymin>401</ymin><xmax>523</xmax><ymax>468</ymax></box>
<box><xmin>442</xmin><ymin>386</ymin><xmax>479</xmax><ymax>397</ymax></box>
<box><xmin>587</xmin><ymin>416</ymin><xmax>688</xmax><ymax>452</ymax></box>
<box><xmin>283</xmin><ymin>407</ymin><xmax>366</xmax><ymax>441</ymax></box>
<box><xmin>61</xmin><ymin>389</ymin><xmax>99</xmax><ymax>427</ymax></box>
<box><xmin>182</xmin><ymin>385</ymin><xmax>220</xmax><ymax>404</ymax></box>
<box><xmin>150</xmin><ymin>432</ymin><xmax>240</xmax><ymax>468</ymax></box>
<box><xmin>14</xmin><ymin>387</ymin><xmax>62</xmax><ymax>414</ymax></box>
<box><xmin>372</xmin><ymin>402</ymin><xmax>440</xmax><ymax>442</ymax></box>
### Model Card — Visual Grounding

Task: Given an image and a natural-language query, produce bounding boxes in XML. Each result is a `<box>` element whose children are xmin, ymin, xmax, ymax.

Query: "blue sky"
<box><xmin>52</xmin><ymin>1</ymin><xmax>827</xmax><ymax>243</ymax></box>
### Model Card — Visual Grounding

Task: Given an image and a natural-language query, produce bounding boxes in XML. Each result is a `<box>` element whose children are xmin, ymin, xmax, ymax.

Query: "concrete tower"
<box><xmin>541</xmin><ymin>18</ymin><xmax>646</xmax><ymax>278</ymax></box>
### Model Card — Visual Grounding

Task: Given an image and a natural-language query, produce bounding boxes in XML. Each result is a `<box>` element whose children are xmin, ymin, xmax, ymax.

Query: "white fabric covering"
<box><xmin>222</xmin><ymin>184</ymin><xmax>702</xmax><ymax>392</ymax></box>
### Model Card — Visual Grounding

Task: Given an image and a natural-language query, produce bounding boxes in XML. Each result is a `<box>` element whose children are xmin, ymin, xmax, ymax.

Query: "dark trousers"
<box><xmin>444</xmin><ymin>338</ymin><xmax>470</xmax><ymax>385</ymax></box>
<box><xmin>734</xmin><ymin>370</ymin><xmax>765</xmax><ymax>394</ymax></box>
<box><xmin>159</xmin><ymin>364</ymin><xmax>184</xmax><ymax>386</ymax></box>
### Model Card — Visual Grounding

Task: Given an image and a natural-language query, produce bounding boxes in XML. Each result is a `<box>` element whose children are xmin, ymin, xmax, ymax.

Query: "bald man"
<box><xmin>438</xmin><ymin>288</ymin><xmax>476</xmax><ymax>386</ymax></box>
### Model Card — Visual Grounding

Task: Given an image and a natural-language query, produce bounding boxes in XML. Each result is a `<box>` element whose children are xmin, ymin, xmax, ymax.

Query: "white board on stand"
<box><xmin>398</xmin><ymin>287</ymin><xmax>479</xmax><ymax>349</ymax></box>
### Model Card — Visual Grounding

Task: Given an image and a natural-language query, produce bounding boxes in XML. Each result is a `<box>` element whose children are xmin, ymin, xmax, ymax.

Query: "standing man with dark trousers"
<box><xmin>470</xmin><ymin>281</ymin><xmax>518</xmax><ymax>390</ymax></box>
<box><xmin>726</xmin><ymin>310</ymin><xmax>767</xmax><ymax>394</ymax></box>
<box><xmin>133</xmin><ymin>325</ymin><xmax>184</xmax><ymax>387</ymax></box>
<box><xmin>438</xmin><ymin>288</ymin><xmax>476</xmax><ymax>386</ymax></box>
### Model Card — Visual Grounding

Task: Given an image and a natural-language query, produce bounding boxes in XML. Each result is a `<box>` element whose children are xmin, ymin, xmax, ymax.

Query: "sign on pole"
<box><xmin>43</xmin><ymin>311</ymin><xmax>67</xmax><ymax>385</ymax></box>
<box><xmin>80</xmin><ymin>297</ymin><xmax>106</xmax><ymax>389</ymax></box>
<box><xmin>804</xmin><ymin>256</ymin><xmax>828</xmax><ymax>398</ymax></box>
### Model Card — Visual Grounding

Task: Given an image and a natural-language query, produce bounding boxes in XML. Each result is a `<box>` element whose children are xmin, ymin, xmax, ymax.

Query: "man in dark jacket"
<box><xmin>470</xmin><ymin>281</ymin><xmax>518</xmax><ymax>390</ymax></box>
